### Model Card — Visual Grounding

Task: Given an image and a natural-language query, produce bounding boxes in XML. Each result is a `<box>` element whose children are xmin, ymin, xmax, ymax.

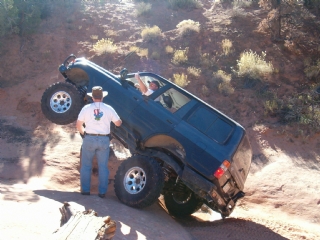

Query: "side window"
<box><xmin>187</xmin><ymin>107</ymin><xmax>234</xmax><ymax>143</ymax></box>
<box><xmin>125</xmin><ymin>76</ymin><xmax>163</xmax><ymax>92</ymax></box>
<box><xmin>159</xmin><ymin>88</ymin><xmax>191</xmax><ymax>113</ymax></box>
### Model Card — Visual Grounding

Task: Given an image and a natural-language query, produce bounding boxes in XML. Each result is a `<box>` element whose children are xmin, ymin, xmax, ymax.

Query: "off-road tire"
<box><xmin>164</xmin><ymin>188</ymin><xmax>203</xmax><ymax>218</ymax></box>
<box><xmin>41</xmin><ymin>82</ymin><xmax>85</xmax><ymax>125</ymax></box>
<box><xmin>114</xmin><ymin>155</ymin><xmax>164</xmax><ymax>208</ymax></box>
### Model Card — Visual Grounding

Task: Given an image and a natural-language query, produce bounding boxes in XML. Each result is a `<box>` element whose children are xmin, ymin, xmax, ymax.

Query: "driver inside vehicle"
<box><xmin>134</xmin><ymin>72</ymin><xmax>160</xmax><ymax>101</ymax></box>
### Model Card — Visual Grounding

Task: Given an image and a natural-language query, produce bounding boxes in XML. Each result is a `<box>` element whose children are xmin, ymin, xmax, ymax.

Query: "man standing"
<box><xmin>76</xmin><ymin>86</ymin><xmax>122</xmax><ymax>198</ymax></box>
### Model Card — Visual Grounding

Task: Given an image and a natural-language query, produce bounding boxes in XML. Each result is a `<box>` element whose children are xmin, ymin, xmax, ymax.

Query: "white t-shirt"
<box><xmin>143</xmin><ymin>89</ymin><xmax>160</xmax><ymax>101</ymax></box>
<box><xmin>77</xmin><ymin>102</ymin><xmax>120</xmax><ymax>134</ymax></box>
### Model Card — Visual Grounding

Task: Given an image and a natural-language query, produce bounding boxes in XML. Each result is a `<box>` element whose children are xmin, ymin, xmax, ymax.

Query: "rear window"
<box><xmin>187</xmin><ymin>106</ymin><xmax>234</xmax><ymax>144</ymax></box>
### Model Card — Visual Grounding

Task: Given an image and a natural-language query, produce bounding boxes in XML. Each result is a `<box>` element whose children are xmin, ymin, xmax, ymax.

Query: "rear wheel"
<box><xmin>164</xmin><ymin>180</ymin><xmax>203</xmax><ymax>218</ymax></box>
<box><xmin>41</xmin><ymin>82</ymin><xmax>85</xmax><ymax>125</ymax></box>
<box><xmin>114</xmin><ymin>155</ymin><xmax>164</xmax><ymax>208</ymax></box>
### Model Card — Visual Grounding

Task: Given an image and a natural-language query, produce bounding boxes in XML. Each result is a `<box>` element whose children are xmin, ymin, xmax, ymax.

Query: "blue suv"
<box><xmin>41</xmin><ymin>54</ymin><xmax>252</xmax><ymax>218</ymax></box>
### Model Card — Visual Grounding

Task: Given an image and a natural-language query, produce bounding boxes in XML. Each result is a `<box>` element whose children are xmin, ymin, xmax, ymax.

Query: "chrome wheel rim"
<box><xmin>50</xmin><ymin>91</ymin><xmax>72</xmax><ymax>113</ymax></box>
<box><xmin>123</xmin><ymin>167</ymin><xmax>146</xmax><ymax>194</ymax></box>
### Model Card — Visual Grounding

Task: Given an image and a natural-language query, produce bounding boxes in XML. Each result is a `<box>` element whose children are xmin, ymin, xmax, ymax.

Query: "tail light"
<box><xmin>214</xmin><ymin>160</ymin><xmax>230</xmax><ymax>179</ymax></box>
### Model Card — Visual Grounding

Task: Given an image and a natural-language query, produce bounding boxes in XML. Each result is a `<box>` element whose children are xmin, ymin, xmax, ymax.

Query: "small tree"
<box><xmin>0</xmin><ymin>0</ymin><xmax>19</xmax><ymax>36</ymax></box>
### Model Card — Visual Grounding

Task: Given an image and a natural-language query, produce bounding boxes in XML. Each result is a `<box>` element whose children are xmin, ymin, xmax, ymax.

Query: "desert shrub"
<box><xmin>90</xmin><ymin>35</ymin><xmax>98</xmax><ymax>41</ymax></box>
<box><xmin>90</xmin><ymin>35</ymin><xmax>98</xmax><ymax>46</ymax></box>
<box><xmin>93</xmin><ymin>38</ymin><xmax>117</xmax><ymax>55</ymax></box>
<box><xmin>135</xmin><ymin>2</ymin><xmax>152</xmax><ymax>17</ymax></box>
<box><xmin>168</xmin><ymin>0</ymin><xmax>202</xmax><ymax>9</ymax></box>
<box><xmin>200</xmin><ymin>53</ymin><xmax>216</xmax><ymax>69</ymax></box>
<box><xmin>151</xmin><ymin>51</ymin><xmax>160</xmax><ymax>60</ymax></box>
<box><xmin>187</xmin><ymin>66</ymin><xmax>201</xmax><ymax>77</ymax></box>
<box><xmin>172</xmin><ymin>48</ymin><xmax>189</xmax><ymax>65</ymax></box>
<box><xmin>264</xmin><ymin>99</ymin><xmax>280</xmax><ymax>116</ymax></box>
<box><xmin>165</xmin><ymin>45</ymin><xmax>174</xmax><ymax>54</ymax></box>
<box><xmin>212</xmin><ymin>70</ymin><xmax>234</xmax><ymax>95</ymax></box>
<box><xmin>218</xmin><ymin>82</ymin><xmax>235</xmax><ymax>95</ymax></box>
<box><xmin>304</xmin><ymin>58</ymin><xmax>320</xmax><ymax>80</ymax></box>
<box><xmin>141</xmin><ymin>25</ymin><xmax>162</xmax><ymax>42</ymax></box>
<box><xmin>176</xmin><ymin>19</ymin><xmax>200</xmax><ymax>37</ymax></box>
<box><xmin>0</xmin><ymin>0</ymin><xmax>19</xmax><ymax>36</ymax></box>
<box><xmin>232</xmin><ymin>0</ymin><xmax>252</xmax><ymax>8</ymax></box>
<box><xmin>231</xmin><ymin>7</ymin><xmax>247</xmax><ymax>18</ymax></box>
<box><xmin>173</xmin><ymin>73</ymin><xmax>189</xmax><ymax>87</ymax></box>
<box><xmin>221</xmin><ymin>39</ymin><xmax>233</xmax><ymax>56</ymax></box>
<box><xmin>234</xmin><ymin>50</ymin><xmax>274</xmax><ymax>81</ymax></box>
<box><xmin>104</xmin><ymin>29</ymin><xmax>118</xmax><ymax>37</ymax></box>
<box><xmin>130</xmin><ymin>46</ymin><xmax>148</xmax><ymax>58</ymax></box>
<box><xmin>201</xmin><ymin>85</ymin><xmax>209</xmax><ymax>97</ymax></box>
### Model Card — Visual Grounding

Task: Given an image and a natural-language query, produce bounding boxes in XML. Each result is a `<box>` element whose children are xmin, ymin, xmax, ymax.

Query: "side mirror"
<box><xmin>120</xmin><ymin>68</ymin><xmax>128</xmax><ymax>80</ymax></box>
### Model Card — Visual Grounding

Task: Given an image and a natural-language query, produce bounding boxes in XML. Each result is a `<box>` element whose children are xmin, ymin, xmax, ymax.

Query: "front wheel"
<box><xmin>114</xmin><ymin>155</ymin><xmax>164</xmax><ymax>208</ymax></box>
<box><xmin>164</xmin><ymin>180</ymin><xmax>203</xmax><ymax>218</ymax></box>
<box><xmin>41</xmin><ymin>82</ymin><xmax>85</xmax><ymax>125</ymax></box>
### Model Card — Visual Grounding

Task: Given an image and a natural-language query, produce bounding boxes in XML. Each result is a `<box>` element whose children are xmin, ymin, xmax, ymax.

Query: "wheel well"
<box><xmin>144</xmin><ymin>134</ymin><xmax>186</xmax><ymax>161</ymax></box>
<box><xmin>66</xmin><ymin>68</ymin><xmax>89</xmax><ymax>87</ymax></box>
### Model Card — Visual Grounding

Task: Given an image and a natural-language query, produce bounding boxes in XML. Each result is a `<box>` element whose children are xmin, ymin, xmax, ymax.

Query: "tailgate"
<box><xmin>229</xmin><ymin>135</ymin><xmax>252</xmax><ymax>190</ymax></box>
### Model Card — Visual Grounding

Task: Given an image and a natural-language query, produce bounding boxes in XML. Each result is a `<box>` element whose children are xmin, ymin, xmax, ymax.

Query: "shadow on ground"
<box><xmin>34</xmin><ymin>189</ymin><xmax>288</xmax><ymax>240</ymax></box>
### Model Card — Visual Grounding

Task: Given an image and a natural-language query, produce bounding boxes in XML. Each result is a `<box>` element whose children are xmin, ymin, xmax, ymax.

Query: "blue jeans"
<box><xmin>80</xmin><ymin>135</ymin><xmax>110</xmax><ymax>194</ymax></box>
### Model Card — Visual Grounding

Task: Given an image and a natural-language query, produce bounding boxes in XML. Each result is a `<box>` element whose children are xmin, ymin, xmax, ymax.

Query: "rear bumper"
<box><xmin>181</xmin><ymin>166</ymin><xmax>244</xmax><ymax>216</ymax></box>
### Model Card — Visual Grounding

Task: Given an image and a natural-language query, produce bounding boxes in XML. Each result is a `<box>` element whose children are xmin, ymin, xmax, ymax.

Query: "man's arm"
<box><xmin>114</xmin><ymin>119</ymin><xmax>122</xmax><ymax>127</ymax></box>
<box><xmin>76</xmin><ymin>120</ymin><xmax>85</xmax><ymax>135</ymax></box>
<box><xmin>135</xmin><ymin>72</ymin><xmax>147</xmax><ymax>94</ymax></box>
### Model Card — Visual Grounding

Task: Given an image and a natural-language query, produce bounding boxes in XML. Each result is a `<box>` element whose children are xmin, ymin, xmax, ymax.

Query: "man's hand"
<box><xmin>80</xmin><ymin>131</ymin><xmax>85</xmax><ymax>139</ymax></box>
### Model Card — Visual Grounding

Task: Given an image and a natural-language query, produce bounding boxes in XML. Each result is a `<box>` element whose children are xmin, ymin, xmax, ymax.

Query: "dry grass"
<box><xmin>135</xmin><ymin>2</ymin><xmax>152</xmax><ymax>17</ymax></box>
<box><xmin>304</xmin><ymin>58</ymin><xmax>320</xmax><ymax>80</ymax></box>
<box><xmin>173</xmin><ymin>73</ymin><xmax>189</xmax><ymax>87</ymax></box>
<box><xmin>130</xmin><ymin>46</ymin><xmax>149</xmax><ymax>58</ymax></box>
<box><xmin>234</xmin><ymin>50</ymin><xmax>274</xmax><ymax>80</ymax></box>
<box><xmin>201</xmin><ymin>85</ymin><xmax>209</xmax><ymax>97</ymax></box>
<box><xmin>213</xmin><ymin>70</ymin><xmax>234</xmax><ymax>95</ymax></box>
<box><xmin>151</xmin><ymin>51</ymin><xmax>160</xmax><ymax>60</ymax></box>
<box><xmin>200</xmin><ymin>53</ymin><xmax>215</xmax><ymax>68</ymax></box>
<box><xmin>187</xmin><ymin>66</ymin><xmax>201</xmax><ymax>77</ymax></box>
<box><xmin>176</xmin><ymin>19</ymin><xmax>200</xmax><ymax>37</ymax></box>
<box><xmin>165</xmin><ymin>45</ymin><xmax>174</xmax><ymax>54</ymax></box>
<box><xmin>92</xmin><ymin>38</ymin><xmax>117</xmax><ymax>55</ymax></box>
<box><xmin>221</xmin><ymin>39</ymin><xmax>233</xmax><ymax>56</ymax></box>
<box><xmin>172</xmin><ymin>47</ymin><xmax>189</xmax><ymax>65</ymax></box>
<box><xmin>141</xmin><ymin>25</ymin><xmax>162</xmax><ymax>42</ymax></box>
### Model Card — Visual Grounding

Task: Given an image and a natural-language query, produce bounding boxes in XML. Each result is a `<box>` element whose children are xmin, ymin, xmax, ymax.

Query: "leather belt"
<box><xmin>85</xmin><ymin>133</ymin><xmax>110</xmax><ymax>137</ymax></box>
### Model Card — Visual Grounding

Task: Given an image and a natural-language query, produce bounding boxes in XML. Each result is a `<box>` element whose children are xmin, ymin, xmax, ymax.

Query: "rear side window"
<box><xmin>187</xmin><ymin>107</ymin><xmax>233</xmax><ymax>144</ymax></box>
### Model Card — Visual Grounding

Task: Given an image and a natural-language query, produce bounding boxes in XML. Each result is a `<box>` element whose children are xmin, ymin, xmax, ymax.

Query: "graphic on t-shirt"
<box><xmin>94</xmin><ymin>109</ymin><xmax>103</xmax><ymax>120</ymax></box>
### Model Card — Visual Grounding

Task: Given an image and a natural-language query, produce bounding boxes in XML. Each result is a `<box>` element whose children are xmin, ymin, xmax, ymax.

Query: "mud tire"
<box><xmin>114</xmin><ymin>155</ymin><xmax>164</xmax><ymax>208</ymax></box>
<box><xmin>164</xmin><ymin>187</ymin><xmax>203</xmax><ymax>218</ymax></box>
<box><xmin>41</xmin><ymin>82</ymin><xmax>85</xmax><ymax>125</ymax></box>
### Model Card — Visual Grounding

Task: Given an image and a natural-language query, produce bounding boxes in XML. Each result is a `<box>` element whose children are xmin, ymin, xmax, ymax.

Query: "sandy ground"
<box><xmin>1</xmin><ymin>0</ymin><xmax>320</xmax><ymax>239</ymax></box>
